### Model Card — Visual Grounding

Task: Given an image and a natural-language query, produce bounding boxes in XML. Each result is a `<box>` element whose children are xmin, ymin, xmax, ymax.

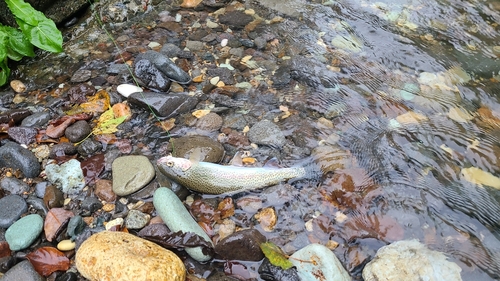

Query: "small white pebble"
<box><xmin>148</xmin><ymin>42</ymin><xmax>161</xmax><ymax>48</ymax></box>
<box><xmin>175</xmin><ymin>13</ymin><xmax>182</xmax><ymax>22</ymax></box>
<box><xmin>117</xmin><ymin>84</ymin><xmax>143</xmax><ymax>98</ymax></box>
<box><xmin>210</xmin><ymin>76</ymin><xmax>220</xmax><ymax>85</ymax></box>
<box><xmin>221</xmin><ymin>38</ymin><xmax>228</xmax><ymax>47</ymax></box>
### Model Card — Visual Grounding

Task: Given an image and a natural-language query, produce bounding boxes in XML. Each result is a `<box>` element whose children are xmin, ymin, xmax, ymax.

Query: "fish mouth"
<box><xmin>157</xmin><ymin>157</ymin><xmax>169</xmax><ymax>165</ymax></box>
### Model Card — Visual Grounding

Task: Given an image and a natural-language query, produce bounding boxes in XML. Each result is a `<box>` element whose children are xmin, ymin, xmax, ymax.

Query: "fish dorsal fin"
<box><xmin>264</xmin><ymin>157</ymin><xmax>281</xmax><ymax>168</ymax></box>
<box><xmin>229</xmin><ymin>151</ymin><xmax>244</xmax><ymax>166</ymax></box>
<box><xmin>189</xmin><ymin>147</ymin><xmax>203</xmax><ymax>164</ymax></box>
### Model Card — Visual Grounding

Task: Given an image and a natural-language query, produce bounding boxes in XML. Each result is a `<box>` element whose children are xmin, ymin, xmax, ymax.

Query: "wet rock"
<box><xmin>185</xmin><ymin>40</ymin><xmax>205</xmax><ymax>51</ymax></box>
<box><xmin>81</xmin><ymin>196</ymin><xmax>103</xmax><ymax>214</ymax></box>
<box><xmin>215</xmin><ymin>229</ymin><xmax>266</xmax><ymax>261</ymax></box>
<box><xmin>25</xmin><ymin>196</ymin><xmax>48</xmax><ymax>216</ymax></box>
<box><xmin>134</xmin><ymin>59</ymin><xmax>172</xmax><ymax>91</ymax></box>
<box><xmin>77</xmin><ymin>139</ymin><xmax>102</xmax><ymax>157</ymax></box>
<box><xmin>94</xmin><ymin>179</ymin><xmax>116</xmax><ymax>202</ymax></box>
<box><xmin>65</xmin><ymin>120</ymin><xmax>91</xmax><ymax>143</ymax></box>
<box><xmin>112</xmin><ymin>155</ymin><xmax>155</xmax><ymax>196</ymax></box>
<box><xmin>290</xmin><ymin>243</ymin><xmax>350</xmax><ymax>281</ymax></box>
<box><xmin>290</xmin><ymin>55</ymin><xmax>338</xmax><ymax>88</ymax></box>
<box><xmin>43</xmin><ymin>184</ymin><xmax>64</xmax><ymax>209</ymax></box>
<box><xmin>106</xmin><ymin>63</ymin><xmax>129</xmax><ymax>75</ymax></box>
<box><xmin>20</xmin><ymin>111</ymin><xmax>51</xmax><ymax>128</ymax></box>
<box><xmin>135</xmin><ymin>50</ymin><xmax>192</xmax><ymax>84</ymax></box>
<box><xmin>169</xmin><ymin>135</ymin><xmax>225</xmax><ymax>163</ymax></box>
<box><xmin>272</xmin><ymin>65</ymin><xmax>292</xmax><ymax>89</ymax></box>
<box><xmin>254</xmin><ymin>36</ymin><xmax>267</xmax><ymax>50</ymax></box>
<box><xmin>55</xmin><ymin>271</ymin><xmax>77</xmax><ymax>281</ymax></box>
<box><xmin>258</xmin><ymin>258</ymin><xmax>300</xmax><ymax>281</ymax></box>
<box><xmin>70</xmin><ymin>69</ymin><xmax>92</xmax><ymax>83</ymax></box>
<box><xmin>49</xmin><ymin>142</ymin><xmax>78</xmax><ymax>159</ymax></box>
<box><xmin>75</xmin><ymin>231</ymin><xmax>186</xmax><ymax>281</ymax></box>
<box><xmin>0</xmin><ymin>177</ymin><xmax>30</xmax><ymax>195</ymax></box>
<box><xmin>125</xmin><ymin>210</ymin><xmax>150</xmax><ymax>229</ymax></box>
<box><xmin>0</xmin><ymin>195</ymin><xmax>27</xmax><ymax>228</ymax></box>
<box><xmin>207</xmin><ymin>68</ymin><xmax>234</xmax><ymax>85</ymax></box>
<box><xmin>7</xmin><ymin>127</ymin><xmax>37</xmax><ymax>145</ymax></box>
<box><xmin>153</xmin><ymin>187</ymin><xmax>214</xmax><ymax>262</ymax></box>
<box><xmin>196</xmin><ymin>112</ymin><xmax>223</xmax><ymax>132</ymax></box>
<box><xmin>0</xmin><ymin>260</ymin><xmax>44</xmax><ymax>281</ymax></box>
<box><xmin>160</xmin><ymin>43</ymin><xmax>182</xmax><ymax>58</ymax></box>
<box><xmin>67</xmin><ymin>215</ymin><xmax>85</xmax><ymax>239</ymax></box>
<box><xmin>0</xmin><ymin>255</ymin><xmax>15</xmax><ymax>274</ymax></box>
<box><xmin>128</xmin><ymin>92</ymin><xmax>198</xmax><ymax>118</ymax></box>
<box><xmin>362</xmin><ymin>240</ymin><xmax>462</xmax><ymax>281</ymax></box>
<box><xmin>34</xmin><ymin>181</ymin><xmax>49</xmax><ymax>198</ymax></box>
<box><xmin>45</xmin><ymin>159</ymin><xmax>86</xmax><ymax>194</ymax></box>
<box><xmin>5</xmin><ymin>214</ymin><xmax>44</xmax><ymax>251</ymax></box>
<box><xmin>219</xmin><ymin>11</ymin><xmax>254</xmax><ymax>30</ymax></box>
<box><xmin>0</xmin><ymin>142</ymin><xmax>40</xmax><ymax>178</ymax></box>
<box><xmin>248</xmin><ymin>120</ymin><xmax>286</xmax><ymax>148</ymax></box>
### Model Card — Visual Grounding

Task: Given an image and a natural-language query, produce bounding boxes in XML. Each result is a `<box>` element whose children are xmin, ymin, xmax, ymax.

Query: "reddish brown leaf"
<box><xmin>0</xmin><ymin>241</ymin><xmax>11</xmax><ymax>258</ymax></box>
<box><xmin>80</xmin><ymin>153</ymin><xmax>105</xmax><ymax>185</ymax></box>
<box><xmin>46</xmin><ymin>113</ymin><xmax>92</xmax><ymax>138</ymax></box>
<box><xmin>26</xmin><ymin>246</ymin><xmax>70</xmax><ymax>276</ymax></box>
<box><xmin>190</xmin><ymin>199</ymin><xmax>219</xmax><ymax>224</ymax></box>
<box><xmin>44</xmin><ymin>208</ymin><xmax>74</xmax><ymax>242</ymax></box>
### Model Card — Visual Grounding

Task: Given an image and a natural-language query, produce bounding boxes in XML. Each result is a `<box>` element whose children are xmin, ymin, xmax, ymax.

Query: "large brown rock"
<box><xmin>75</xmin><ymin>231</ymin><xmax>185</xmax><ymax>281</ymax></box>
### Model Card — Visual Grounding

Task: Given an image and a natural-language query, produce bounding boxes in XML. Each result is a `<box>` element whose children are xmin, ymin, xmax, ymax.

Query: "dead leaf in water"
<box><xmin>26</xmin><ymin>246</ymin><xmax>70</xmax><ymax>276</ymax></box>
<box><xmin>92</xmin><ymin>106</ymin><xmax>127</xmax><ymax>135</ymax></box>
<box><xmin>180</xmin><ymin>0</ymin><xmax>202</xmax><ymax>8</ymax></box>
<box><xmin>260</xmin><ymin>242</ymin><xmax>293</xmax><ymax>270</ymax></box>
<box><xmin>461</xmin><ymin>167</ymin><xmax>500</xmax><ymax>189</ymax></box>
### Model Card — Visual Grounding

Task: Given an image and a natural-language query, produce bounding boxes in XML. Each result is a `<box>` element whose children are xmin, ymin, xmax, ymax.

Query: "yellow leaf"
<box><xmin>192</xmin><ymin>109</ymin><xmax>211</xmax><ymax>118</ymax></box>
<box><xmin>92</xmin><ymin>107</ymin><xmax>127</xmax><ymax>135</ymax></box>
<box><xmin>260</xmin><ymin>242</ymin><xmax>293</xmax><ymax>270</ymax></box>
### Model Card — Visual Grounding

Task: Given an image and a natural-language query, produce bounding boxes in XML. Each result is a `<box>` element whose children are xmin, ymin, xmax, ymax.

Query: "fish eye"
<box><xmin>166</xmin><ymin>161</ymin><xmax>174</xmax><ymax>167</ymax></box>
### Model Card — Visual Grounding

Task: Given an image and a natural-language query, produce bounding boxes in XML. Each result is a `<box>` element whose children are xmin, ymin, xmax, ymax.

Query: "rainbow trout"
<box><xmin>157</xmin><ymin>155</ymin><xmax>309</xmax><ymax>194</ymax></box>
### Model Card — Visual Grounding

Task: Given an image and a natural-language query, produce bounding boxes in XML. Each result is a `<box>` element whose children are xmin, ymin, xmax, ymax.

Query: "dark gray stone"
<box><xmin>0</xmin><ymin>177</ymin><xmax>30</xmax><ymax>195</ymax></box>
<box><xmin>81</xmin><ymin>196</ymin><xmax>103</xmax><ymax>214</ymax></box>
<box><xmin>128</xmin><ymin>92</ymin><xmax>198</xmax><ymax>118</ymax></box>
<box><xmin>0</xmin><ymin>260</ymin><xmax>45</xmax><ymax>281</ymax></box>
<box><xmin>219</xmin><ymin>11</ymin><xmax>253</xmax><ymax>30</ymax></box>
<box><xmin>160</xmin><ymin>43</ymin><xmax>182</xmax><ymax>58</ymax></box>
<box><xmin>49</xmin><ymin>142</ymin><xmax>78</xmax><ymax>159</ymax></box>
<box><xmin>70</xmin><ymin>69</ymin><xmax>92</xmax><ymax>83</ymax></box>
<box><xmin>20</xmin><ymin>112</ymin><xmax>51</xmax><ymax>128</ymax></box>
<box><xmin>7</xmin><ymin>127</ymin><xmax>37</xmax><ymax>145</ymax></box>
<box><xmin>106</xmin><ymin>63</ymin><xmax>130</xmax><ymax>75</ymax></box>
<box><xmin>0</xmin><ymin>142</ymin><xmax>40</xmax><ymax>178</ymax></box>
<box><xmin>77</xmin><ymin>139</ymin><xmax>102</xmax><ymax>157</ymax></box>
<box><xmin>248</xmin><ymin>120</ymin><xmax>287</xmax><ymax>148</ymax></box>
<box><xmin>0</xmin><ymin>195</ymin><xmax>27</xmax><ymax>228</ymax></box>
<box><xmin>34</xmin><ymin>181</ymin><xmax>50</xmax><ymax>198</ymax></box>
<box><xmin>207</xmin><ymin>67</ymin><xmax>235</xmax><ymax>85</ymax></box>
<box><xmin>64</xmin><ymin>120</ymin><xmax>91</xmax><ymax>143</ymax></box>
<box><xmin>67</xmin><ymin>215</ymin><xmax>85</xmax><ymax>239</ymax></box>
<box><xmin>258</xmin><ymin>258</ymin><xmax>300</xmax><ymax>281</ymax></box>
<box><xmin>55</xmin><ymin>272</ymin><xmax>77</xmax><ymax>281</ymax></box>
<box><xmin>136</xmin><ymin>51</ymin><xmax>192</xmax><ymax>84</ymax></box>
<box><xmin>215</xmin><ymin>229</ymin><xmax>267</xmax><ymax>261</ymax></box>
<box><xmin>25</xmin><ymin>196</ymin><xmax>48</xmax><ymax>216</ymax></box>
<box><xmin>133</xmin><ymin>59</ymin><xmax>172</xmax><ymax>91</ymax></box>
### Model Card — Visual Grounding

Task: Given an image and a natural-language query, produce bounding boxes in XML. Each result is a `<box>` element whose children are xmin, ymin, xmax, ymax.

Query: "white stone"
<box><xmin>363</xmin><ymin>240</ymin><xmax>462</xmax><ymax>281</ymax></box>
<box><xmin>117</xmin><ymin>84</ymin><xmax>143</xmax><ymax>98</ymax></box>
<box><xmin>290</xmin><ymin>243</ymin><xmax>350</xmax><ymax>281</ymax></box>
<box><xmin>221</xmin><ymin>38</ymin><xmax>228</xmax><ymax>47</ymax></box>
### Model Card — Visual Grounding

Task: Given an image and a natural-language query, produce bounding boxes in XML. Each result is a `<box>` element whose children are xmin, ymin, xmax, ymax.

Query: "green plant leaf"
<box><xmin>5</xmin><ymin>0</ymin><xmax>39</xmax><ymax>26</ymax></box>
<box><xmin>260</xmin><ymin>242</ymin><xmax>294</xmax><ymax>270</ymax></box>
<box><xmin>2</xmin><ymin>26</ymin><xmax>35</xmax><ymax>59</ymax></box>
<box><xmin>0</xmin><ymin>58</ymin><xmax>10</xmax><ymax>86</ymax></box>
<box><xmin>16</xmin><ymin>18</ymin><xmax>63</xmax><ymax>53</ymax></box>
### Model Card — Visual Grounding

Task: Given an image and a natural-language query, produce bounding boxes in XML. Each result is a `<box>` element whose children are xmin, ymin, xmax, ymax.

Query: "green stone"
<box><xmin>6</xmin><ymin>214</ymin><xmax>43</xmax><ymax>251</ymax></box>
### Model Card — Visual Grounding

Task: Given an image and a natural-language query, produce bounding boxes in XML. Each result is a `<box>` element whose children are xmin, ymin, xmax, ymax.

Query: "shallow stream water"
<box><xmin>10</xmin><ymin>0</ymin><xmax>500</xmax><ymax>280</ymax></box>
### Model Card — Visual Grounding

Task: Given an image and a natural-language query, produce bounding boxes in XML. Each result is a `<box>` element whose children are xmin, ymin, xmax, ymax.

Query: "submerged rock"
<box><xmin>215</xmin><ymin>229</ymin><xmax>266</xmax><ymax>261</ymax></box>
<box><xmin>128</xmin><ymin>92</ymin><xmax>198</xmax><ymax>118</ymax></box>
<box><xmin>248</xmin><ymin>120</ymin><xmax>287</xmax><ymax>148</ymax></box>
<box><xmin>75</xmin><ymin>231</ymin><xmax>185</xmax><ymax>281</ymax></box>
<box><xmin>290</xmin><ymin>243</ymin><xmax>350</xmax><ymax>281</ymax></box>
<box><xmin>362</xmin><ymin>240</ymin><xmax>462</xmax><ymax>281</ymax></box>
<box><xmin>168</xmin><ymin>135</ymin><xmax>225</xmax><ymax>163</ymax></box>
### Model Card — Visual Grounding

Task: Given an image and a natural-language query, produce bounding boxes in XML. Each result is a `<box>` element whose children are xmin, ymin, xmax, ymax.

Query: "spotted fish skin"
<box><xmin>157</xmin><ymin>155</ymin><xmax>307</xmax><ymax>195</ymax></box>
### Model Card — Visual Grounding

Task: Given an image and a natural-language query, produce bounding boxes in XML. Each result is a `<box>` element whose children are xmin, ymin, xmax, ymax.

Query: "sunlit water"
<box><xmin>12</xmin><ymin>0</ymin><xmax>500</xmax><ymax>279</ymax></box>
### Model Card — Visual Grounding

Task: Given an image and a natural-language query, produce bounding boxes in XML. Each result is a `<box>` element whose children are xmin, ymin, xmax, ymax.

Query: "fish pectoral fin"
<box><xmin>263</xmin><ymin>157</ymin><xmax>282</xmax><ymax>168</ymax></box>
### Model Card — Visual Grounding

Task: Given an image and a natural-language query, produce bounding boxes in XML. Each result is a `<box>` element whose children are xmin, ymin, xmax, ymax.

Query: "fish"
<box><xmin>156</xmin><ymin>154</ymin><xmax>311</xmax><ymax>195</ymax></box>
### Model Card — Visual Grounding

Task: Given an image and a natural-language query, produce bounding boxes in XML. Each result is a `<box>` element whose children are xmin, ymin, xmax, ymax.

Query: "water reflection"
<box><xmin>256</xmin><ymin>0</ymin><xmax>500</xmax><ymax>279</ymax></box>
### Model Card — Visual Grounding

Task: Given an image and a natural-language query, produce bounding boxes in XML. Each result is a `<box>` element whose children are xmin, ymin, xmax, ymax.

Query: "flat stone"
<box><xmin>153</xmin><ymin>187</ymin><xmax>213</xmax><ymax>262</ymax></box>
<box><xmin>45</xmin><ymin>159</ymin><xmax>86</xmax><ymax>194</ymax></box>
<box><xmin>112</xmin><ymin>155</ymin><xmax>155</xmax><ymax>196</ymax></box>
<box><xmin>362</xmin><ymin>240</ymin><xmax>462</xmax><ymax>281</ymax></box>
<box><xmin>0</xmin><ymin>260</ymin><xmax>44</xmax><ymax>281</ymax></box>
<box><xmin>5</xmin><ymin>214</ymin><xmax>44</xmax><ymax>251</ymax></box>
<box><xmin>0</xmin><ymin>195</ymin><xmax>28</xmax><ymax>228</ymax></box>
<box><xmin>0</xmin><ymin>177</ymin><xmax>30</xmax><ymax>195</ymax></box>
<box><xmin>219</xmin><ymin>11</ymin><xmax>254</xmax><ymax>30</ymax></box>
<box><xmin>215</xmin><ymin>229</ymin><xmax>266</xmax><ymax>261</ymax></box>
<box><xmin>125</xmin><ymin>210</ymin><xmax>150</xmax><ymax>229</ymax></box>
<box><xmin>0</xmin><ymin>142</ymin><xmax>40</xmax><ymax>178</ymax></box>
<box><xmin>290</xmin><ymin>243</ymin><xmax>350</xmax><ymax>281</ymax></box>
<box><xmin>75</xmin><ymin>231</ymin><xmax>185</xmax><ymax>281</ymax></box>
<box><xmin>248</xmin><ymin>120</ymin><xmax>286</xmax><ymax>148</ymax></box>
<box><xmin>20</xmin><ymin>111</ymin><xmax>51</xmax><ymax>128</ymax></box>
<box><xmin>128</xmin><ymin>92</ymin><xmax>198</xmax><ymax>118</ymax></box>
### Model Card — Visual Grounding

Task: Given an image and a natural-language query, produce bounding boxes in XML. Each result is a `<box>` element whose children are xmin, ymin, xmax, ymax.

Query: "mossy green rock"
<box><xmin>5</xmin><ymin>214</ymin><xmax>43</xmax><ymax>251</ymax></box>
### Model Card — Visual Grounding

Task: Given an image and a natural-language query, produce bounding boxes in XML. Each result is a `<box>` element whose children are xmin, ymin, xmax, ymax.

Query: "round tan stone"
<box><xmin>75</xmin><ymin>231</ymin><xmax>185</xmax><ymax>281</ymax></box>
